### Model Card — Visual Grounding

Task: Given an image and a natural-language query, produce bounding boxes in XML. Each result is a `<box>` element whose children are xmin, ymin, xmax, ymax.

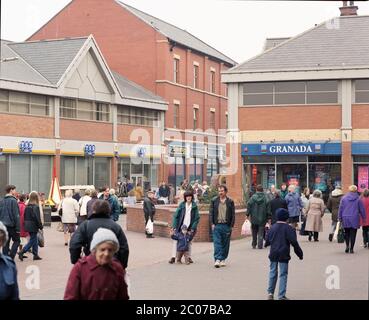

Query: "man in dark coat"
<box><xmin>270</xmin><ymin>190</ymin><xmax>287</xmax><ymax>225</ymax></box>
<box><xmin>0</xmin><ymin>185</ymin><xmax>20</xmax><ymax>259</ymax></box>
<box><xmin>99</xmin><ymin>186</ymin><xmax>120</xmax><ymax>221</ymax></box>
<box><xmin>158</xmin><ymin>182</ymin><xmax>170</xmax><ymax>202</ymax></box>
<box><xmin>86</xmin><ymin>190</ymin><xmax>99</xmax><ymax>218</ymax></box>
<box><xmin>143</xmin><ymin>191</ymin><xmax>156</xmax><ymax>238</ymax></box>
<box><xmin>69</xmin><ymin>200</ymin><xmax>129</xmax><ymax>268</ymax></box>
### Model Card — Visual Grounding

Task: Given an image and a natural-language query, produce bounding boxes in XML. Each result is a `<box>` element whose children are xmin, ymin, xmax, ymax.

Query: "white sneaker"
<box><xmin>214</xmin><ymin>260</ymin><xmax>220</xmax><ymax>268</ymax></box>
<box><xmin>220</xmin><ymin>260</ymin><xmax>226</xmax><ymax>267</ymax></box>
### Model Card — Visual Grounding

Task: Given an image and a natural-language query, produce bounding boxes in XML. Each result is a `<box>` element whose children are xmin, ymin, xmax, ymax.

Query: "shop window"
<box><xmin>94</xmin><ymin>158</ymin><xmax>110</xmax><ymax>189</ymax></box>
<box><xmin>61</xmin><ymin>156</ymin><xmax>76</xmax><ymax>186</ymax></box>
<box><xmin>276</xmin><ymin>163</ymin><xmax>307</xmax><ymax>194</ymax></box>
<box><xmin>119</xmin><ymin>158</ymin><xmax>131</xmax><ymax>181</ymax></box>
<box><xmin>189</xmin><ymin>158</ymin><xmax>203</xmax><ymax>183</ymax></box>
<box><xmin>10</xmin><ymin>155</ymin><xmax>31</xmax><ymax>194</ymax></box>
<box><xmin>354</xmin><ymin>164</ymin><xmax>369</xmax><ymax>192</ymax></box>
<box><xmin>355</xmin><ymin>79</ymin><xmax>369</xmax><ymax>103</ymax></box>
<box><xmin>0</xmin><ymin>156</ymin><xmax>9</xmax><ymax>196</ymax></box>
<box><xmin>276</xmin><ymin>156</ymin><xmax>307</xmax><ymax>163</ymax></box>
<box><xmin>308</xmin><ymin>156</ymin><xmax>341</xmax><ymax>162</ymax></box>
<box><xmin>243</xmin><ymin>163</ymin><xmax>276</xmax><ymax>200</ymax></box>
<box><xmin>207</xmin><ymin>158</ymin><xmax>219</xmax><ymax>182</ymax></box>
<box><xmin>309</xmin><ymin>163</ymin><xmax>341</xmax><ymax>202</ymax></box>
<box><xmin>353</xmin><ymin>156</ymin><xmax>369</xmax><ymax>163</ymax></box>
<box><xmin>31</xmin><ymin>156</ymin><xmax>52</xmax><ymax>195</ymax></box>
<box><xmin>243</xmin><ymin>156</ymin><xmax>276</xmax><ymax>163</ymax></box>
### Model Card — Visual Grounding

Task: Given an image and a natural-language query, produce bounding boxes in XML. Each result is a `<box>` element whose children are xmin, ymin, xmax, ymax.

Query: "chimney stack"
<box><xmin>339</xmin><ymin>1</ymin><xmax>358</xmax><ymax>16</ymax></box>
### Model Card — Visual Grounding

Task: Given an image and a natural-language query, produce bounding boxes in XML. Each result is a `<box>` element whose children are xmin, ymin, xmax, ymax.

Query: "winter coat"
<box><xmin>24</xmin><ymin>204</ymin><xmax>43</xmax><ymax>233</ymax></box>
<box><xmin>99</xmin><ymin>194</ymin><xmax>120</xmax><ymax>221</ymax></box>
<box><xmin>64</xmin><ymin>254</ymin><xmax>129</xmax><ymax>300</ymax></box>
<box><xmin>79</xmin><ymin>195</ymin><xmax>91</xmax><ymax>217</ymax></box>
<box><xmin>338</xmin><ymin>192</ymin><xmax>366</xmax><ymax>229</ymax></box>
<box><xmin>360</xmin><ymin>197</ymin><xmax>369</xmax><ymax>227</ymax></box>
<box><xmin>0</xmin><ymin>195</ymin><xmax>20</xmax><ymax>232</ymax></box>
<box><xmin>246</xmin><ymin>192</ymin><xmax>271</xmax><ymax>226</ymax></box>
<box><xmin>0</xmin><ymin>254</ymin><xmax>19</xmax><ymax>300</ymax></box>
<box><xmin>305</xmin><ymin>197</ymin><xmax>325</xmax><ymax>232</ymax></box>
<box><xmin>61</xmin><ymin>197</ymin><xmax>79</xmax><ymax>224</ymax></box>
<box><xmin>69</xmin><ymin>213</ymin><xmax>129</xmax><ymax>268</ymax></box>
<box><xmin>172</xmin><ymin>201</ymin><xmax>200</xmax><ymax>233</ymax></box>
<box><xmin>209</xmin><ymin>196</ymin><xmax>235</xmax><ymax>227</ymax></box>
<box><xmin>18</xmin><ymin>202</ymin><xmax>28</xmax><ymax>238</ymax></box>
<box><xmin>270</xmin><ymin>198</ymin><xmax>287</xmax><ymax>224</ymax></box>
<box><xmin>280</xmin><ymin>189</ymin><xmax>288</xmax><ymax>200</ymax></box>
<box><xmin>326</xmin><ymin>189</ymin><xmax>344</xmax><ymax>222</ymax></box>
<box><xmin>72</xmin><ymin>193</ymin><xmax>81</xmax><ymax>203</ymax></box>
<box><xmin>300</xmin><ymin>194</ymin><xmax>311</xmax><ymax>214</ymax></box>
<box><xmin>171</xmin><ymin>232</ymin><xmax>194</xmax><ymax>252</ymax></box>
<box><xmin>143</xmin><ymin>197</ymin><xmax>156</xmax><ymax>223</ymax></box>
<box><xmin>158</xmin><ymin>185</ymin><xmax>170</xmax><ymax>198</ymax></box>
<box><xmin>86</xmin><ymin>197</ymin><xmax>98</xmax><ymax>218</ymax></box>
<box><xmin>285</xmin><ymin>192</ymin><xmax>303</xmax><ymax>218</ymax></box>
<box><xmin>265</xmin><ymin>222</ymin><xmax>303</xmax><ymax>263</ymax></box>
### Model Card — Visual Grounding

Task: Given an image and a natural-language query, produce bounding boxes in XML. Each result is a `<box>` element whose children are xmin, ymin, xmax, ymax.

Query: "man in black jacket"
<box><xmin>0</xmin><ymin>185</ymin><xmax>20</xmax><ymax>259</ymax></box>
<box><xmin>209</xmin><ymin>185</ymin><xmax>235</xmax><ymax>268</ymax></box>
<box><xmin>158</xmin><ymin>182</ymin><xmax>170</xmax><ymax>203</ymax></box>
<box><xmin>143</xmin><ymin>191</ymin><xmax>156</xmax><ymax>238</ymax></box>
<box><xmin>69</xmin><ymin>200</ymin><xmax>129</xmax><ymax>268</ymax></box>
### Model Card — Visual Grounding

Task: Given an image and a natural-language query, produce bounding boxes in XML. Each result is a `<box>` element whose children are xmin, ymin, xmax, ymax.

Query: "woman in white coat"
<box><xmin>60</xmin><ymin>189</ymin><xmax>79</xmax><ymax>246</ymax></box>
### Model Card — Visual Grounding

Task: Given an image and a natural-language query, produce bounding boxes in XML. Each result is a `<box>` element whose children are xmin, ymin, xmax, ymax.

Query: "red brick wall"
<box><xmin>352</xmin><ymin>104</ymin><xmax>369</xmax><ymax>128</ymax></box>
<box><xmin>0</xmin><ymin>114</ymin><xmax>54</xmax><ymax>138</ymax></box>
<box><xmin>239</xmin><ymin>105</ymin><xmax>341</xmax><ymax>130</ymax></box>
<box><xmin>60</xmin><ymin>119</ymin><xmax>113</xmax><ymax>142</ymax></box>
<box><xmin>117</xmin><ymin>125</ymin><xmax>154</xmax><ymax>144</ymax></box>
<box><xmin>341</xmin><ymin>141</ymin><xmax>353</xmax><ymax>192</ymax></box>
<box><xmin>126</xmin><ymin>204</ymin><xmax>248</xmax><ymax>242</ymax></box>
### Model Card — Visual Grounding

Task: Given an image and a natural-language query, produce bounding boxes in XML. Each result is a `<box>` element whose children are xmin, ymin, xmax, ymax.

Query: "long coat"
<box><xmin>338</xmin><ymin>192</ymin><xmax>366</xmax><ymax>229</ymax></box>
<box><xmin>24</xmin><ymin>204</ymin><xmax>43</xmax><ymax>233</ymax></box>
<box><xmin>360</xmin><ymin>197</ymin><xmax>369</xmax><ymax>227</ymax></box>
<box><xmin>326</xmin><ymin>189</ymin><xmax>343</xmax><ymax>222</ymax></box>
<box><xmin>61</xmin><ymin>197</ymin><xmax>79</xmax><ymax>224</ymax></box>
<box><xmin>305</xmin><ymin>197</ymin><xmax>325</xmax><ymax>232</ymax></box>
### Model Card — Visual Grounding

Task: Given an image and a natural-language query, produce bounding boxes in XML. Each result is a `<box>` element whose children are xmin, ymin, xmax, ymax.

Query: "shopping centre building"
<box><xmin>223</xmin><ymin>5</ymin><xmax>369</xmax><ymax>202</ymax></box>
<box><xmin>0</xmin><ymin>36</ymin><xmax>167</xmax><ymax>196</ymax></box>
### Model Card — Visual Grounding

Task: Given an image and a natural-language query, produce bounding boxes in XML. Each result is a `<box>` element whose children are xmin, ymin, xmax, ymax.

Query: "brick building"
<box><xmin>28</xmin><ymin>0</ymin><xmax>237</xmax><ymax>188</ymax></box>
<box><xmin>0</xmin><ymin>36</ymin><xmax>167</xmax><ymax>195</ymax></box>
<box><xmin>222</xmin><ymin>3</ymin><xmax>369</xmax><ymax>202</ymax></box>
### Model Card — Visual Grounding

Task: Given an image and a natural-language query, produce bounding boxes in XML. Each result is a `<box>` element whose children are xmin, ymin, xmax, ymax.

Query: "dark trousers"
<box><xmin>344</xmin><ymin>228</ymin><xmax>357</xmax><ymax>250</ymax></box>
<box><xmin>22</xmin><ymin>232</ymin><xmax>39</xmax><ymax>256</ymax></box>
<box><xmin>309</xmin><ymin>232</ymin><xmax>319</xmax><ymax>241</ymax></box>
<box><xmin>3</xmin><ymin>227</ymin><xmax>20</xmax><ymax>259</ymax></box>
<box><xmin>251</xmin><ymin>224</ymin><xmax>264</xmax><ymax>249</ymax></box>
<box><xmin>362</xmin><ymin>226</ymin><xmax>369</xmax><ymax>245</ymax></box>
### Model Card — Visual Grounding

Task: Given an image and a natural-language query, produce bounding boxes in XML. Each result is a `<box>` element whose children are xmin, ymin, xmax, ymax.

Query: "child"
<box><xmin>264</xmin><ymin>208</ymin><xmax>303</xmax><ymax>300</ymax></box>
<box><xmin>0</xmin><ymin>222</ymin><xmax>19</xmax><ymax>300</ymax></box>
<box><xmin>171</xmin><ymin>225</ymin><xmax>193</xmax><ymax>264</ymax></box>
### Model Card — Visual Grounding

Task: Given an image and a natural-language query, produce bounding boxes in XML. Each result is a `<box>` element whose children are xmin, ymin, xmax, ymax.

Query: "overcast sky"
<box><xmin>1</xmin><ymin>0</ymin><xmax>369</xmax><ymax>63</ymax></box>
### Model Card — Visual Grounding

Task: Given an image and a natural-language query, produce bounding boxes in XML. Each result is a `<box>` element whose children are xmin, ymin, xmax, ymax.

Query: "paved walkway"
<box><xmin>16</xmin><ymin>215</ymin><xmax>368</xmax><ymax>300</ymax></box>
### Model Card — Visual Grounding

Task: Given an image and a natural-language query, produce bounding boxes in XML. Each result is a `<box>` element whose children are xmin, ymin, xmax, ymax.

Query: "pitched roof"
<box><xmin>228</xmin><ymin>15</ymin><xmax>369</xmax><ymax>73</ymax></box>
<box><xmin>112</xmin><ymin>71</ymin><xmax>166</xmax><ymax>103</ymax></box>
<box><xmin>116</xmin><ymin>1</ymin><xmax>236</xmax><ymax>66</ymax></box>
<box><xmin>263</xmin><ymin>37</ymin><xmax>291</xmax><ymax>51</ymax></box>
<box><xmin>8</xmin><ymin>37</ymin><xmax>88</xmax><ymax>84</ymax></box>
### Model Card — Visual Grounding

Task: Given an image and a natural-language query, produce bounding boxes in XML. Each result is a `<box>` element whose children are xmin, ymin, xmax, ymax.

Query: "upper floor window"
<box><xmin>210</xmin><ymin>70</ymin><xmax>216</xmax><ymax>93</ymax></box>
<box><xmin>225</xmin><ymin>113</ymin><xmax>229</xmax><ymax>130</ymax></box>
<box><xmin>174</xmin><ymin>58</ymin><xmax>180</xmax><ymax>83</ymax></box>
<box><xmin>242</xmin><ymin>80</ymin><xmax>338</xmax><ymax>106</ymax></box>
<box><xmin>0</xmin><ymin>89</ymin><xmax>51</xmax><ymax>116</ymax></box>
<box><xmin>193</xmin><ymin>64</ymin><xmax>199</xmax><ymax>89</ymax></box>
<box><xmin>193</xmin><ymin>107</ymin><xmax>198</xmax><ymax>130</ymax></box>
<box><xmin>173</xmin><ymin>103</ymin><xmax>180</xmax><ymax>129</ymax></box>
<box><xmin>117</xmin><ymin>105</ymin><xmax>159</xmax><ymax>127</ymax></box>
<box><xmin>209</xmin><ymin>110</ymin><xmax>215</xmax><ymax>129</ymax></box>
<box><xmin>60</xmin><ymin>98</ymin><xmax>110</xmax><ymax>121</ymax></box>
<box><xmin>355</xmin><ymin>79</ymin><xmax>369</xmax><ymax>103</ymax></box>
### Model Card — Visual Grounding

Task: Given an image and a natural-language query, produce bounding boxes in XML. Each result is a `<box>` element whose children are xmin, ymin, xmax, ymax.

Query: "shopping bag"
<box><xmin>337</xmin><ymin>225</ymin><xmax>345</xmax><ymax>244</ymax></box>
<box><xmin>241</xmin><ymin>219</ymin><xmax>252</xmax><ymax>236</ymax></box>
<box><xmin>146</xmin><ymin>219</ymin><xmax>154</xmax><ymax>235</ymax></box>
<box><xmin>37</xmin><ymin>230</ymin><xmax>45</xmax><ymax>247</ymax></box>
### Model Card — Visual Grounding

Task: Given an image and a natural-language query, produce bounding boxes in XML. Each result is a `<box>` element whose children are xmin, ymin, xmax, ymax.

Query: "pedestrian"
<box><xmin>0</xmin><ymin>222</ymin><xmax>19</xmax><ymax>300</ymax></box>
<box><xmin>280</xmin><ymin>183</ymin><xmax>288</xmax><ymax>200</ymax></box>
<box><xmin>86</xmin><ymin>189</ymin><xmax>98</xmax><ymax>218</ymax></box>
<box><xmin>78</xmin><ymin>189</ymin><xmax>91</xmax><ymax>225</ymax></box>
<box><xmin>99</xmin><ymin>186</ymin><xmax>120</xmax><ymax>222</ymax></box>
<box><xmin>158</xmin><ymin>181</ymin><xmax>170</xmax><ymax>204</ymax></box>
<box><xmin>300</xmin><ymin>188</ymin><xmax>311</xmax><ymax>214</ymax></box>
<box><xmin>209</xmin><ymin>185</ymin><xmax>235</xmax><ymax>268</ymax></box>
<box><xmin>0</xmin><ymin>185</ymin><xmax>20</xmax><ymax>259</ymax></box>
<box><xmin>192</xmin><ymin>181</ymin><xmax>203</xmax><ymax>203</ymax></box>
<box><xmin>168</xmin><ymin>184</ymin><xmax>175</xmax><ymax>204</ymax></box>
<box><xmin>170</xmin><ymin>225</ymin><xmax>194</xmax><ymax>264</ymax></box>
<box><xmin>72</xmin><ymin>188</ymin><xmax>81</xmax><ymax>202</ymax></box>
<box><xmin>18</xmin><ymin>194</ymin><xmax>29</xmax><ymax>254</ymax></box>
<box><xmin>246</xmin><ymin>185</ymin><xmax>271</xmax><ymax>249</ymax></box>
<box><xmin>169</xmin><ymin>191</ymin><xmax>200</xmax><ymax>264</ymax></box>
<box><xmin>110</xmin><ymin>188</ymin><xmax>121</xmax><ymax>215</ymax></box>
<box><xmin>284</xmin><ymin>185</ymin><xmax>303</xmax><ymax>230</ymax></box>
<box><xmin>360</xmin><ymin>189</ymin><xmax>369</xmax><ymax>248</ymax></box>
<box><xmin>60</xmin><ymin>189</ymin><xmax>79</xmax><ymax>246</ymax></box>
<box><xmin>265</xmin><ymin>208</ymin><xmax>303</xmax><ymax>300</ymax></box>
<box><xmin>266</xmin><ymin>185</ymin><xmax>276</xmax><ymax>202</ymax></box>
<box><xmin>305</xmin><ymin>190</ymin><xmax>325</xmax><ymax>242</ymax></box>
<box><xmin>338</xmin><ymin>185</ymin><xmax>366</xmax><ymax>253</ymax></box>
<box><xmin>326</xmin><ymin>185</ymin><xmax>344</xmax><ymax>242</ymax></box>
<box><xmin>69</xmin><ymin>200</ymin><xmax>129</xmax><ymax>268</ymax></box>
<box><xmin>18</xmin><ymin>191</ymin><xmax>43</xmax><ymax>261</ymax></box>
<box><xmin>143</xmin><ymin>191</ymin><xmax>156</xmax><ymax>238</ymax></box>
<box><xmin>64</xmin><ymin>228</ymin><xmax>129</xmax><ymax>300</ymax></box>
<box><xmin>270</xmin><ymin>190</ymin><xmax>287</xmax><ymax>225</ymax></box>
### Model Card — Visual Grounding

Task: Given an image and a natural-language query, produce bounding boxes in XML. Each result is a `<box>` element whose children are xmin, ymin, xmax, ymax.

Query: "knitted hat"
<box><xmin>90</xmin><ymin>228</ymin><xmax>119</xmax><ymax>252</ymax></box>
<box><xmin>276</xmin><ymin>208</ymin><xmax>289</xmax><ymax>222</ymax></box>
<box><xmin>0</xmin><ymin>221</ymin><xmax>8</xmax><ymax>245</ymax></box>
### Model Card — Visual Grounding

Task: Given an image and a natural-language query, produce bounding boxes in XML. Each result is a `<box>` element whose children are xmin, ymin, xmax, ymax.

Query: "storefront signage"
<box><xmin>19</xmin><ymin>140</ymin><xmax>33</xmax><ymax>153</ymax></box>
<box><xmin>137</xmin><ymin>147</ymin><xmax>146</xmax><ymax>158</ymax></box>
<box><xmin>260</xmin><ymin>144</ymin><xmax>321</xmax><ymax>155</ymax></box>
<box><xmin>169</xmin><ymin>145</ymin><xmax>186</xmax><ymax>157</ymax></box>
<box><xmin>358</xmin><ymin>166</ymin><xmax>369</xmax><ymax>192</ymax></box>
<box><xmin>84</xmin><ymin>144</ymin><xmax>96</xmax><ymax>156</ymax></box>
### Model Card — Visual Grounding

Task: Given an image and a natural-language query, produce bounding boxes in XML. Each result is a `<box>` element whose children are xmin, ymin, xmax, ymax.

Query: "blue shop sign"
<box><xmin>242</xmin><ymin>143</ymin><xmax>341</xmax><ymax>156</ymax></box>
<box><xmin>137</xmin><ymin>147</ymin><xmax>146</xmax><ymax>158</ymax></box>
<box><xmin>19</xmin><ymin>140</ymin><xmax>33</xmax><ymax>153</ymax></box>
<box><xmin>352</xmin><ymin>142</ymin><xmax>369</xmax><ymax>155</ymax></box>
<box><xmin>84</xmin><ymin>144</ymin><xmax>96</xmax><ymax>156</ymax></box>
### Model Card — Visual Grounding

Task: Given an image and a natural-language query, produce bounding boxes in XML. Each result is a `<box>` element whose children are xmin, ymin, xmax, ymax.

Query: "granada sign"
<box><xmin>261</xmin><ymin>144</ymin><xmax>321</xmax><ymax>155</ymax></box>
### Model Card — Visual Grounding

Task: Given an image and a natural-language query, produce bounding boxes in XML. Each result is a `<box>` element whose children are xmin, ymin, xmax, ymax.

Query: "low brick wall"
<box><xmin>126</xmin><ymin>204</ymin><xmax>247</xmax><ymax>242</ymax></box>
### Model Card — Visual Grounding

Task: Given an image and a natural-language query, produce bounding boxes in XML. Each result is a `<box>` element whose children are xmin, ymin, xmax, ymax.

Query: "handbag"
<box><xmin>337</xmin><ymin>223</ymin><xmax>345</xmax><ymax>244</ymax></box>
<box><xmin>241</xmin><ymin>219</ymin><xmax>252</xmax><ymax>236</ymax></box>
<box><xmin>37</xmin><ymin>230</ymin><xmax>45</xmax><ymax>247</ymax></box>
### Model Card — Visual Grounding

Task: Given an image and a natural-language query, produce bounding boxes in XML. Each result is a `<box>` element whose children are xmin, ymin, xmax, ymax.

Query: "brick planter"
<box><xmin>126</xmin><ymin>204</ymin><xmax>247</xmax><ymax>242</ymax></box>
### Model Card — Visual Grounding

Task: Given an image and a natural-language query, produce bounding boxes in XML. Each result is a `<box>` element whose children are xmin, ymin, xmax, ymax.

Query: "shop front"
<box><xmin>353</xmin><ymin>142</ymin><xmax>369</xmax><ymax>192</ymax></box>
<box><xmin>167</xmin><ymin>142</ymin><xmax>187</xmax><ymax>188</ymax></box>
<box><xmin>242</xmin><ymin>143</ymin><xmax>342</xmax><ymax>202</ymax></box>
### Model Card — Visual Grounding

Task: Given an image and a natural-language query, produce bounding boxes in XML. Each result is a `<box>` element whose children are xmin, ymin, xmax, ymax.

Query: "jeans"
<box><xmin>362</xmin><ymin>226</ymin><xmax>369</xmax><ymax>245</ymax></box>
<box><xmin>344</xmin><ymin>228</ymin><xmax>357</xmax><ymax>250</ymax></box>
<box><xmin>3</xmin><ymin>227</ymin><xmax>21</xmax><ymax>259</ymax></box>
<box><xmin>213</xmin><ymin>224</ymin><xmax>232</xmax><ymax>261</ymax></box>
<box><xmin>267</xmin><ymin>261</ymin><xmax>289</xmax><ymax>299</ymax></box>
<box><xmin>22</xmin><ymin>232</ymin><xmax>39</xmax><ymax>256</ymax></box>
<box><xmin>251</xmin><ymin>224</ymin><xmax>265</xmax><ymax>249</ymax></box>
